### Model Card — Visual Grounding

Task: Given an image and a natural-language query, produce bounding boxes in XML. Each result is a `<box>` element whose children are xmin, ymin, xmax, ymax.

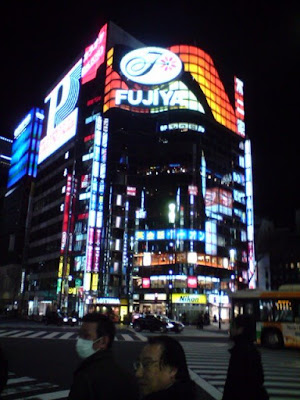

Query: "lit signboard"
<box><xmin>234</xmin><ymin>77</ymin><xmax>245</xmax><ymax>137</ymax></box>
<box><xmin>160</xmin><ymin>122</ymin><xmax>205</xmax><ymax>133</ymax></box>
<box><xmin>171</xmin><ymin>293</ymin><xmax>206</xmax><ymax>304</ymax></box>
<box><xmin>104</xmin><ymin>45</ymin><xmax>240</xmax><ymax>135</ymax></box>
<box><xmin>120</xmin><ymin>47</ymin><xmax>182</xmax><ymax>85</ymax></box>
<box><xmin>245</xmin><ymin>139</ymin><xmax>256</xmax><ymax>288</ymax></box>
<box><xmin>38</xmin><ymin>59</ymin><xmax>82</xmax><ymax>164</ymax></box>
<box><xmin>82</xmin><ymin>24</ymin><xmax>107</xmax><ymax>85</ymax></box>
<box><xmin>8</xmin><ymin>108</ymin><xmax>44</xmax><ymax>188</ymax></box>
<box><xmin>205</xmin><ymin>188</ymin><xmax>233</xmax><ymax>216</ymax></box>
<box><xmin>135</xmin><ymin>229</ymin><xmax>205</xmax><ymax>242</ymax></box>
<box><xmin>142</xmin><ymin>277</ymin><xmax>151</xmax><ymax>288</ymax></box>
<box><xmin>84</xmin><ymin>114</ymin><xmax>109</xmax><ymax>285</ymax></box>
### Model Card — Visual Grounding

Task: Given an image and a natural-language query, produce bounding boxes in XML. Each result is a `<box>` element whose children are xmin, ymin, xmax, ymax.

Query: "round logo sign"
<box><xmin>120</xmin><ymin>47</ymin><xmax>182</xmax><ymax>85</ymax></box>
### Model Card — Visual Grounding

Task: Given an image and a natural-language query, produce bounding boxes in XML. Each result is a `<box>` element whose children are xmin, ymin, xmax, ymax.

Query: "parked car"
<box><xmin>157</xmin><ymin>315</ymin><xmax>185</xmax><ymax>333</ymax></box>
<box><xmin>44</xmin><ymin>311</ymin><xmax>78</xmax><ymax>326</ymax></box>
<box><xmin>132</xmin><ymin>314</ymin><xmax>184</xmax><ymax>333</ymax></box>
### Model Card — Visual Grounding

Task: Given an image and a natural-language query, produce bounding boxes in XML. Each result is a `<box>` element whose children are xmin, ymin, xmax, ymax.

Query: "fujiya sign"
<box><xmin>120</xmin><ymin>47</ymin><xmax>182</xmax><ymax>85</ymax></box>
<box><xmin>117</xmin><ymin>47</ymin><xmax>205</xmax><ymax>112</ymax></box>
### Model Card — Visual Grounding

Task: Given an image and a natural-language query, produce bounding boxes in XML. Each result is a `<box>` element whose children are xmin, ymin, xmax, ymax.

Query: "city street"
<box><xmin>0</xmin><ymin>321</ymin><xmax>299</xmax><ymax>399</ymax></box>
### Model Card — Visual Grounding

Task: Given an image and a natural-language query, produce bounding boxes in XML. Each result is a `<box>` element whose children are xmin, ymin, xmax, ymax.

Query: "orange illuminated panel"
<box><xmin>169</xmin><ymin>45</ymin><xmax>238</xmax><ymax>134</ymax></box>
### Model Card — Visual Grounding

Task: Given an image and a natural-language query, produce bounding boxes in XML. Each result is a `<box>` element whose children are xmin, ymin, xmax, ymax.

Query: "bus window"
<box><xmin>274</xmin><ymin>300</ymin><xmax>293</xmax><ymax>322</ymax></box>
<box><xmin>259</xmin><ymin>300</ymin><xmax>273</xmax><ymax>322</ymax></box>
<box><xmin>233</xmin><ymin>301</ymin><xmax>254</xmax><ymax>318</ymax></box>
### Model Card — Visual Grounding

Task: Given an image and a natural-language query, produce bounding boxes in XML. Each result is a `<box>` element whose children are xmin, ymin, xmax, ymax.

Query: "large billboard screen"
<box><xmin>104</xmin><ymin>45</ymin><xmax>242</xmax><ymax>136</ymax></box>
<box><xmin>38</xmin><ymin>59</ymin><xmax>82</xmax><ymax>164</ymax></box>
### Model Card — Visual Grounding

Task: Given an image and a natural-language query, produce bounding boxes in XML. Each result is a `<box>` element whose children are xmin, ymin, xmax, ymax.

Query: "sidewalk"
<box><xmin>179</xmin><ymin>322</ymin><xmax>229</xmax><ymax>337</ymax></box>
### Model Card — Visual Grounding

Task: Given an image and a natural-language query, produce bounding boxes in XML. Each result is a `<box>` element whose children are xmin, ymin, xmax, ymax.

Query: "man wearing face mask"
<box><xmin>68</xmin><ymin>312</ymin><xmax>139</xmax><ymax>400</ymax></box>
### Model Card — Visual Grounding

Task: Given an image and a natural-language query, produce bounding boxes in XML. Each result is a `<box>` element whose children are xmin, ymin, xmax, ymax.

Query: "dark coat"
<box><xmin>222</xmin><ymin>337</ymin><xmax>269</xmax><ymax>400</ymax></box>
<box><xmin>68</xmin><ymin>348</ymin><xmax>139</xmax><ymax>400</ymax></box>
<box><xmin>142</xmin><ymin>379</ymin><xmax>197</xmax><ymax>400</ymax></box>
<box><xmin>0</xmin><ymin>345</ymin><xmax>8</xmax><ymax>396</ymax></box>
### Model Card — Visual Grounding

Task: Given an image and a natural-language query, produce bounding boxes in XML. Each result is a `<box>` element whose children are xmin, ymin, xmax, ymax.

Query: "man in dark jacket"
<box><xmin>135</xmin><ymin>335</ymin><xmax>197</xmax><ymax>400</ymax></box>
<box><xmin>68</xmin><ymin>312</ymin><xmax>139</xmax><ymax>400</ymax></box>
<box><xmin>0</xmin><ymin>344</ymin><xmax>8</xmax><ymax>398</ymax></box>
<box><xmin>222</xmin><ymin>314</ymin><xmax>269</xmax><ymax>400</ymax></box>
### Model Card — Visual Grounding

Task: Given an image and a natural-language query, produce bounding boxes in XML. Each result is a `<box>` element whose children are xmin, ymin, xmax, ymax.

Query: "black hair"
<box><xmin>82</xmin><ymin>312</ymin><xmax>116</xmax><ymax>348</ymax></box>
<box><xmin>147</xmin><ymin>336</ymin><xmax>190</xmax><ymax>381</ymax></box>
<box><xmin>234</xmin><ymin>314</ymin><xmax>256</xmax><ymax>342</ymax></box>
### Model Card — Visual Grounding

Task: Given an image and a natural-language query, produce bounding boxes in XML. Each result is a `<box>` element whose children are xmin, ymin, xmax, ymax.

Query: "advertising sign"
<box><xmin>82</xmin><ymin>24</ymin><xmax>107</xmax><ymax>85</ymax></box>
<box><xmin>104</xmin><ymin>44</ymin><xmax>240</xmax><ymax>135</ymax></box>
<box><xmin>120</xmin><ymin>47</ymin><xmax>182</xmax><ymax>85</ymax></box>
<box><xmin>172</xmin><ymin>293</ymin><xmax>206</xmax><ymax>304</ymax></box>
<box><xmin>8</xmin><ymin>108</ymin><xmax>44</xmax><ymax>188</ymax></box>
<box><xmin>38</xmin><ymin>59</ymin><xmax>82</xmax><ymax>164</ymax></box>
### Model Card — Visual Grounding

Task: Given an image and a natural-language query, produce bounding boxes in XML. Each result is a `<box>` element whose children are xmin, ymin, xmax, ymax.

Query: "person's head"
<box><xmin>76</xmin><ymin>312</ymin><xmax>116</xmax><ymax>359</ymax></box>
<box><xmin>134</xmin><ymin>336</ymin><xmax>190</xmax><ymax>396</ymax></box>
<box><xmin>232</xmin><ymin>314</ymin><xmax>255</xmax><ymax>342</ymax></box>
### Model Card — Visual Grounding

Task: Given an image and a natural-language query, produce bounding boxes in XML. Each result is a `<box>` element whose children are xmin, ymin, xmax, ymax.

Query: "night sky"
<box><xmin>1</xmin><ymin>2</ymin><xmax>298</xmax><ymax>227</ymax></box>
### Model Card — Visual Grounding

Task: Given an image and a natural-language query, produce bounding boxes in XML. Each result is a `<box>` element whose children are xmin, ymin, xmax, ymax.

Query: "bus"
<box><xmin>229</xmin><ymin>285</ymin><xmax>300</xmax><ymax>349</ymax></box>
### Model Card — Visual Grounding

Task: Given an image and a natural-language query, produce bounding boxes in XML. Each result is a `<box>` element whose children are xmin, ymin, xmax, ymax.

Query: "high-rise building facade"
<box><xmin>23</xmin><ymin>22</ymin><xmax>255</xmax><ymax>321</ymax></box>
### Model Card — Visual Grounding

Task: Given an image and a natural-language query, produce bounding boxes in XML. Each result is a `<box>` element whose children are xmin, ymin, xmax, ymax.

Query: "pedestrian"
<box><xmin>0</xmin><ymin>344</ymin><xmax>8</xmax><ymax>398</ymax></box>
<box><xmin>222</xmin><ymin>314</ymin><xmax>269</xmax><ymax>400</ymax></box>
<box><xmin>68</xmin><ymin>312</ymin><xmax>139</xmax><ymax>400</ymax></box>
<box><xmin>196</xmin><ymin>312</ymin><xmax>204</xmax><ymax>329</ymax></box>
<box><xmin>134</xmin><ymin>335</ymin><xmax>197</xmax><ymax>399</ymax></box>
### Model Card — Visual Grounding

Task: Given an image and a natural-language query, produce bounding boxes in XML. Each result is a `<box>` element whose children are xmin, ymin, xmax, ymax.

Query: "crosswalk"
<box><xmin>182</xmin><ymin>342</ymin><xmax>300</xmax><ymax>400</ymax></box>
<box><xmin>0</xmin><ymin>328</ymin><xmax>147</xmax><ymax>341</ymax></box>
<box><xmin>2</xmin><ymin>331</ymin><xmax>299</xmax><ymax>400</ymax></box>
<box><xmin>2</xmin><ymin>372</ymin><xmax>69</xmax><ymax>400</ymax></box>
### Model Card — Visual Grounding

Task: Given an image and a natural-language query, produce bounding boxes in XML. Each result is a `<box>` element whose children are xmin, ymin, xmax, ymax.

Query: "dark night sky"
<box><xmin>1</xmin><ymin>1</ymin><xmax>299</xmax><ymax>227</ymax></box>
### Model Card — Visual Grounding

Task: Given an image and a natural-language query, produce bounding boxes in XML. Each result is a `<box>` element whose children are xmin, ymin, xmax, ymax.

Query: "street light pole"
<box><xmin>218</xmin><ymin>279</ymin><xmax>222</xmax><ymax>330</ymax></box>
<box><xmin>168</xmin><ymin>269</ymin><xmax>173</xmax><ymax>318</ymax></box>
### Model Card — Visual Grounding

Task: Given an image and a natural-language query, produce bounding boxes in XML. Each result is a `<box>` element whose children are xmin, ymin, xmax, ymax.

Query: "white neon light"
<box><xmin>245</xmin><ymin>139</ymin><xmax>256</xmax><ymax>288</ymax></box>
<box><xmin>120</xmin><ymin>47</ymin><xmax>182</xmax><ymax>85</ymax></box>
<box><xmin>38</xmin><ymin>59</ymin><xmax>82</xmax><ymax>164</ymax></box>
<box><xmin>14</xmin><ymin>113</ymin><xmax>32</xmax><ymax>139</ymax></box>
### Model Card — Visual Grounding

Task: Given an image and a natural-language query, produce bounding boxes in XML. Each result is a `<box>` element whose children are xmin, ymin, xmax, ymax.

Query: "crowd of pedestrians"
<box><xmin>0</xmin><ymin>312</ymin><xmax>269</xmax><ymax>400</ymax></box>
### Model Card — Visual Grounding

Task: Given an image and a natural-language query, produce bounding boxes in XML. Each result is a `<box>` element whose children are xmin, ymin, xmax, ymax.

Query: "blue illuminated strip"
<box><xmin>135</xmin><ymin>229</ymin><xmax>205</xmax><ymax>242</ymax></box>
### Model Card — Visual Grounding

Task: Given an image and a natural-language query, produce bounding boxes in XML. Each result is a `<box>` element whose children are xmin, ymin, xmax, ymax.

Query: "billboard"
<box><xmin>104</xmin><ymin>45</ymin><xmax>241</xmax><ymax>135</ymax></box>
<box><xmin>7</xmin><ymin>108</ymin><xmax>44</xmax><ymax>188</ymax></box>
<box><xmin>38</xmin><ymin>59</ymin><xmax>82</xmax><ymax>164</ymax></box>
<box><xmin>82</xmin><ymin>24</ymin><xmax>107</xmax><ymax>85</ymax></box>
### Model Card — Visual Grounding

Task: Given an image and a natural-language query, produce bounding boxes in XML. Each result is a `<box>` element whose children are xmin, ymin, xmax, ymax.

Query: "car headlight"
<box><xmin>167</xmin><ymin>323</ymin><xmax>174</xmax><ymax>328</ymax></box>
<box><xmin>63</xmin><ymin>317</ymin><xmax>68</xmax><ymax>322</ymax></box>
<box><xmin>72</xmin><ymin>318</ymin><xmax>77</xmax><ymax>322</ymax></box>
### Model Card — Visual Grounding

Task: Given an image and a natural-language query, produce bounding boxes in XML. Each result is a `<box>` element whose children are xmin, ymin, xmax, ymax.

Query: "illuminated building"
<box><xmin>0</xmin><ymin>109</ymin><xmax>44</xmax><ymax>310</ymax></box>
<box><xmin>24</xmin><ymin>22</ymin><xmax>255</xmax><ymax>320</ymax></box>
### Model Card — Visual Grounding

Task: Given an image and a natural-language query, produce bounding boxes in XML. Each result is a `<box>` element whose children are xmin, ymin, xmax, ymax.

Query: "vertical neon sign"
<box><xmin>234</xmin><ymin>77</ymin><xmax>245</xmax><ymax>137</ymax></box>
<box><xmin>84</xmin><ymin>114</ymin><xmax>109</xmax><ymax>290</ymax></box>
<box><xmin>245</xmin><ymin>139</ymin><xmax>256</xmax><ymax>288</ymax></box>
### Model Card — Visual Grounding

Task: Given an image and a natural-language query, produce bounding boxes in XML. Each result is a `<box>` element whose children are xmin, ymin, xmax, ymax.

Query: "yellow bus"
<box><xmin>230</xmin><ymin>285</ymin><xmax>300</xmax><ymax>348</ymax></box>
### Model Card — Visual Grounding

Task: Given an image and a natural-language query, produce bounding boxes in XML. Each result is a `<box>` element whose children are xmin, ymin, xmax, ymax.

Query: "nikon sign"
<box><xmin>171</xmin><ymin>293</ymin><xmax>206</xmax><ymax>304</ymax></box>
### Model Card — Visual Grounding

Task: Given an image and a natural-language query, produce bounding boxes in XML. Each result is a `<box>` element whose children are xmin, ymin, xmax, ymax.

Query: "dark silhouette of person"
<box><xmin>0</xmin><ymin>344</ymin><xmax>8</xmax><ymax>397</ymax></box>
<box><xmin>135</xmin><ymin>335</ymin><xmax>197</xmax><ymax>399</ymax></box>
<box><xmin>68</xmin><ymin>313</ymin><xmax>139</xmax><ymax>400</ymax></box>
<box><xmin>222</xmin><ymin>314</ymin><xmax>269</xmax><ymax>400</ymax></box>
<box><xmin>196</xmin><ymin>312</ymin><xmax>204</xmax><ymax>329</ymax></box>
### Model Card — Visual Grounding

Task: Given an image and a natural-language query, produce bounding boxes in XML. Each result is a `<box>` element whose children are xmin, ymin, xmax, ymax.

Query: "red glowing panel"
<box><xmin>169</xmin><ymin>45</ymin><xmax>238</xmax><ymax>134</ymax></box>
<box><xmin>142</xmin><ymin>278</ymin><xmax>151</xmax><ymax>289</ymax></box>
<box><xmin>187</xmin><ymin>276</ymin><xmax>197</xmax><ymax>288</ymax></box>
<box><xmin>82</xmin><ymin>24</ymin><xmax>107</xmax><ymax>85</ymax></box>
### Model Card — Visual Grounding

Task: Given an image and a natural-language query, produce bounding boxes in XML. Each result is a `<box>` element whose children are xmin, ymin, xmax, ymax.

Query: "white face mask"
<box><xmin>76</xmin><ymin>337</ymin><xmax>101</xmax><ymax>359</ymax></box>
